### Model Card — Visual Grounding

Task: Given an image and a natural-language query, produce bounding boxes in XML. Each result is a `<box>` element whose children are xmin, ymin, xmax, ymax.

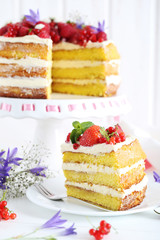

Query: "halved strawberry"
<box><xmin>115</xmin><ymin>124</ymin><xmax>123</xmax><ymax>135</ymax></box>
<box><xmin>0</xmin><ymin>26</ymin><xmax>8</xmax><ymax>36</ymax></box>
<box><xmin>59</xmin><ymin>23</ymin><xmax>77</xmax><ymax>38</ymax></box>
<box><xmin>79</xmin><ymin>125</ymin><xmax>101</xmax><ymax>146</ymax></box>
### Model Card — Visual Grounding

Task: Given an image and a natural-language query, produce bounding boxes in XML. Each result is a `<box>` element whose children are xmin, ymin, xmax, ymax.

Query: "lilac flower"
<box><xmin>24</xmin><ymin>9</ymin><xmax>40</xmax><ymax>24</ymax></box>
<box><xmin>29</xmin><ymin>166</ymin><xmax>47</xmax><ymax>177</ymax></box>
<box><xmin>59</xmin><ymin>223</ymin><xmax>77</xmax><ymax>236</ymax></box>
<box><xmin>91</xmin><ymin>20</ymin><xmax>106</xmax><ymax>33</ymax></box>
<box><xmin>40</xmin><ymin>210</ymin><xmax>67</xmax><ymax>229</ymax></box>
<box><xmin>153</xmin><ymin>171</ymin><xmax>160</xmax><ymax>183</ymax></box>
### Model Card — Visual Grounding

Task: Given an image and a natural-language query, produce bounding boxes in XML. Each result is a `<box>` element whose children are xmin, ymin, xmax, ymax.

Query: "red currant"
<box><xmin>89</xmin><ymin>228</ymin><xmax>96</xmax><ymax>236</ymax></box>
<box><xmin>94</xmin><ymin>230</ymin><xmax>103</xmax><ymax>240</ymax></box>
<box><xmin>109</xmin><ymin>136</ymin><xmax>116</xmax><ymax>145</ymax></box>
<box><xmin>73</xmin><ymin>143</ymin><xmax>80</xmax><ymax>149</ymax></box>
<box><xmin>1</xmin><ymin>201</ymin><xmax>7</xmax><ymax>208</ymax></box>
<box><xmin>10</xmin><ymin>213</ymin><xmax>17</xmax><ymax>220</ymax></box>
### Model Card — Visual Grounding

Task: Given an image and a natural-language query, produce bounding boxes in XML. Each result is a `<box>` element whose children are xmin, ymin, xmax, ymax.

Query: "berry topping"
<box><xmin>0</xmin><ymin>11</ymin><xmax>107</xmax><ymax>46</ymax></box>
<box><xmin>67</xmin><ymin>121</ymin><xmax>127</xmax><ymax>147</ymax></box>
<box><xmin>73</xmin><ymin>143</ymin><xmax>80</xmax><ymax>149</ymax></box>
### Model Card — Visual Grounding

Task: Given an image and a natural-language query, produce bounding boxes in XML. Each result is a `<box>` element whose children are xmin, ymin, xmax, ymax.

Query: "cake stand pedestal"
<box><xmin>0</xmin><ymin>94</ymin><xmax>131</xmax><ymax>172</ymax></box>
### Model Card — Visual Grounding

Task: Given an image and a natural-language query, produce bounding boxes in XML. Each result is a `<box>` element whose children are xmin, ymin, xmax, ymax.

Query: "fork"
<box><xmin>34</xmin><ymin>183</ymin><xmax>111</xmax><ymax>211</ymax></box>
<box><xmin>35</xmin><ymin>183</ymin><xmax>67</xmax><ymax>200</ymax></box>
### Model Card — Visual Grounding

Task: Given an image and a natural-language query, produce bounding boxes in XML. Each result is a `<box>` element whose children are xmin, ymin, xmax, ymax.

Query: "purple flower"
<box><xmin>59</xmin><ymin>224</ymin><xmax>77</xmax><ymax>236</ymax></box>
<box><xmin>153</xmin><ymin>171</ymin><xmax>160</xmax><ymax>183</ymax></box>
<box><xmin>29</xmin><ymin>166</ymin><xmax>47</xmax><ymax>177</ymax></box>
<box><xmin>40</xmin><ymin>210</ymin><xmax>67</xmax><ymax>229</ymax></box>
<box><xmin>24</xmin><ymin>9</ymin><xmax>40</xmax><ymax>24</ymax></box>
<box><xmin>6</xmin><ymin>148</ymin><xmax>22</xmax><ymax>166</ymax></box>
<box><xmin>91</xmin><ymin>20</ymin><xmax>106</xmax><ymax>33</ymax></box>
<box><xmin>76</xmin><ymin>21</ymin><xmax>85</xmax><ymax>29</ymax></box>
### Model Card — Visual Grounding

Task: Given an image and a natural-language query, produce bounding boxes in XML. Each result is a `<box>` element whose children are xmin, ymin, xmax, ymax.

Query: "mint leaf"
<box><xmin>72</xmin><ymin>121</ymin><xmax>81</xmax><ymax>129</ymax></box>
<box><xmin>70</xmin><ymin>129</ymin><xmax>82</xmax><ymax>143</ymax></box>
<box><xmin>80</xmin><ymin>122</ymin><xmax>94</xmax><ymax>133</ymax></box>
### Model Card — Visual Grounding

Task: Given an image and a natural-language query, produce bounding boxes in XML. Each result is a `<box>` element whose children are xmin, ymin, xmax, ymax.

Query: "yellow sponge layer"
<box><xmin>0</xmin><ymin>42</ymin><xmax>52</xmax><ymax>60</ymax></box>
<box><xmin>52</xmin><ymin>82</ymin><xmax>107</xmax><ymax>96</ymax></box>
<box><xmin>66</xmin><ymin>185</ymin><xmax>121</xmax><ymax>210</ymax></box>
<box><xmin>52</xmin><ymin>65</ymin><xmax>114</xmax><ymax>79</ymax></box>
<box><xmin>63</xmin><ymin>140</ymin><xmax>147</xmax><ymax>168</ymax></box>
<box><xmin>63</xmin><ymin>166</ymin><xmax>145</xmax><ymax>191</ymax></box>
<box><xmin>52</xmin><ymin>43</ymin><xmax>120</xmax><ymax>61</ymax></box>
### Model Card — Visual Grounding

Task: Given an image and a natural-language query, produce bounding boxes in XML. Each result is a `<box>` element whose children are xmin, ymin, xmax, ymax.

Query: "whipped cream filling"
<box><xmin>61</xmin><ymin>136</ymin><xmax>135</xmax><ymax>155</ymax></box>
<box><xmin>62</xmin><ymin>159</ymin><xmax>145</xmax><ymax>175</ymax></box>
<box><xmin>0</xmin><ymin>35</ymin><xmax>52</xmax><ymax>47</ymax></box>
<box><xmin>53</xmin><ymin>40</ymin><xmax>113</xmax><ymax>51</ymax></box>
<box><xmin>52</xmin><ymin>75</ymin><xmax>121</xmax><ymax>86</ymax></box>
<box><xmin>0</xmin><ymin>77</ymin><xmax>52</xmax><ymax>88</ymax></box>
<box><xmin>52</xmin><ymin>59</ymin><xmax>120</xmax><ymax>68</ymax></box>
<box><xmin>66</xmin><ymin>175</ymin><xmax>148</xmax><ymax>199</ymax></box>
<box><xmin>0</xmin><ymin>57</ymin><xmax>52</xmax><ymax>68</ymax></box>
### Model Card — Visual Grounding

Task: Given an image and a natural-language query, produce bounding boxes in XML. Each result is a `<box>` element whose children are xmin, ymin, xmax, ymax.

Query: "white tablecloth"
<box><xmin>0</xmin><ymin>196</ymin><xmax>160</xmax><ymax>240</ymax></box>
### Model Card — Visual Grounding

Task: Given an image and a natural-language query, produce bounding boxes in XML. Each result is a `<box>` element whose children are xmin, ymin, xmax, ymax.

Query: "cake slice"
<box><xmin>0</xmin><ymin>26</ymin><xmax>52</xmax><ymax>99</ymax></box>
<box><xmin>61</xmin><ymin>121</ymin><xmax>147</xmax><ymax>211</ymax></box>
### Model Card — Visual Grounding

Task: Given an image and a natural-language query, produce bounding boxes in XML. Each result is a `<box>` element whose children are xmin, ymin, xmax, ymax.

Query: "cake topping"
<box><xmin>67</xmin><ymin>121</ymin><xmax>126</xmax><ymax>148</ymax></box>
<box><xmin>0</xmin><ymin>9</ymin><xmax>107</xmax><ymax>45</ymax></box>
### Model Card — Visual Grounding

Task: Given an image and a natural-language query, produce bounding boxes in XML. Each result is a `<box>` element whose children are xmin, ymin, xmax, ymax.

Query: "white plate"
<box><xmin>26</xmin><ymin>171</ymin><xmax>160</xmax><ymax>217</ymax></box>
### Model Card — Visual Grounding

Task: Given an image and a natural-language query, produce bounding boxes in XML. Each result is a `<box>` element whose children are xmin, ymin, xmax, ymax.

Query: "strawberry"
<box><xmin>59</xmin><ymin>23</ymin><xmax>76</xmax><ymax>38</ymax></box>
<box><xmin>79</xmin><ymin>125</ymin><xmax>101</xmax><ymax>146</ymax></box>
<box><xmin>0</xmin><ymin>26</ymin><xmax>8</xmax><ymax>36</ymax></box>
<box><xmin>18</xmin><ymin>26</ymin><xmax>30</xmax><ymax>36</ymax></box>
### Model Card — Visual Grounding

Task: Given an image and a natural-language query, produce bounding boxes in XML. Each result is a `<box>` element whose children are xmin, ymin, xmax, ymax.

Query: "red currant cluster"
<box><xmin>0</xmin><ymin>200</ymin><xmax>16</xmax><ymax>221</ymax></box>
<box><xmin>89</xmin><ymin>220</ymin><xmax>111</xmax><ymax>240</ymax></box>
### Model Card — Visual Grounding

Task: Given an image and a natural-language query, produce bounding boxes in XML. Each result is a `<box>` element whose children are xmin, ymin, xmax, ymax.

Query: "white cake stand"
<box><xmin>0</xmin><ymin>94</ymin><xmax>131</xmax><ymax>172</ymax></box>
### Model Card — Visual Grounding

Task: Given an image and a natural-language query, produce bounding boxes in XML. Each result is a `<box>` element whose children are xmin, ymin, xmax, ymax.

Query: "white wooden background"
<box><xmin>0</xmin><ymin>0</ymin><xmax>160</xmax><ymax>129</ymax></box>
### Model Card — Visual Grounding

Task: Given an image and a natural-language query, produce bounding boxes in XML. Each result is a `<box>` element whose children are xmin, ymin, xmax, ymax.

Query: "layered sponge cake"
<box><xmin>52</xmin><ymin>41</ymin><xmax>120</xmax><ymax>97</ymax></box>
<box><xmin>62</xmin><ymin>121</ymin><xmax>147</xmax><ymax>211</ymax></box>
<box><xmin>0</xmin><ymin>10</ymin><xmax>120</xmax><ymax>98</ymax></box>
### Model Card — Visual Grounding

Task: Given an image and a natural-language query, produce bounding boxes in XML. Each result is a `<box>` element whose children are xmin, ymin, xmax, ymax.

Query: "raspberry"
<box><xmin>38</xmin><ymin>30</ymin><xmax>51</xmax><ymax>39</ymax></box>
<box><xmin>79</xmin><ymin>125</ymin><xmax>101</xmax><ymax>146</ymax></box>
<box><xmin>97</xmin><ymin>31</ymin><xmax>107</xmax><ymax>41</ymax></box>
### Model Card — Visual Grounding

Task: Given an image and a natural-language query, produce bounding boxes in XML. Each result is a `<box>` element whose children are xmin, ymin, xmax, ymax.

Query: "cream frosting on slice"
<box><xmin>52</xmin><ymin>40</ymin><xmax>113</xmax><ymax>51</ymax></box>
<box><xmin>0</xmin><ymin>77</ymin><xmax>52</xmax><ymax>88</ymax></box>
<box><xmin>52</xmin><ymin>75</ymin><xmax>121</xmax><ymax>86</ymax></box>
<box><xmin>61</xmin><ymin>136</ymin><xmax>135</xmax><ymax>155</ymax></box>
<box><xmin>62</xmin><ymin>159</ymin><xmax>145</xmax><ymax>175</ymax></box>
<box><xmin>0</xmin><ymin>35</ymin><xmax>52</xmax><ymax>47</ymax></box>
<box><xmin>0</xmin><ymin>57</ymin><xmax>52</xmax><ymax>68</ymax></box>
<box><xmin>52</xmin><ymin>59</ymin><xmax>120</xmax><ymax>68</ymax></box>
<box><xmin>65</xmin><ymin>175</ymin><xmax>148</xmax><ymax>199</ymax></box>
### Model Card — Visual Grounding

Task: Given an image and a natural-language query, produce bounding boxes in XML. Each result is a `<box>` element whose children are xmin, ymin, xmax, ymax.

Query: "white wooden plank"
<box><xmin>109</xmin><ymin>0</ymin><xmax>153</xmax><ymax>128</ymax></box>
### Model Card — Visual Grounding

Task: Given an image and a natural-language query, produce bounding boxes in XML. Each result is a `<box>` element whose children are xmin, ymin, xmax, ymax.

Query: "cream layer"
<box><xmin>66</xmin><ymin>175</ymin><xmax>148</xmax><ymax>199</ymax></box>
<box><xmin>53</xmin><ymin>40</ymin><xmax>113</xmax><ymax>51</ymax></box>
<box><xmin>0</xmin><ymin>57</ymin><xmax>52</xmax><ymax>68</ymax></box>
<box><xmin>52</xmin><ymin>59</ymin><xmax>120</xmax><ymax>68</ymax></box>
<box><xmin>52</xmin><ymin>75</ymin><xmax>121</xmax><ymax>86</ymax></box>
<box><xmin>61</xmin><ymin>136</ymin><xmax>135</xmax><ymax>155</ymax></box>
<box><xmin>0</xmin><ymin>77</ymin><xmax>52</xmax><ymax>88</ymax></box>
<box><xmin>0</xmin><ymin>35</ymin><xmax>52</xmax><ymax>47</ymax></box>
<box><xmin>62</xmin><ymin>159</ymin><xmax>145</xmax><ymax>175</ymax></box>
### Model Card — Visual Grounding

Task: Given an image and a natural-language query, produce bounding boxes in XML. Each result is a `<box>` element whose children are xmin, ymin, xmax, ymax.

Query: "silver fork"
<box><xmin>34</xmin><ymin>183</ymin><xmax>112</xmax><ymax>211</ymax></box>
<box><xmin>35</xmin><ymin>183</ymin><xmax>67</xmax><ymax>200</ymax></box>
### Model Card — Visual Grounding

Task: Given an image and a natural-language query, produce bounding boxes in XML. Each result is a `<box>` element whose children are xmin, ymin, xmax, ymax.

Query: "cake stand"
<box><xmin>0</xmin><ymin>94</ymin><xmax>131</xmax><ymax>172</ymax></box>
